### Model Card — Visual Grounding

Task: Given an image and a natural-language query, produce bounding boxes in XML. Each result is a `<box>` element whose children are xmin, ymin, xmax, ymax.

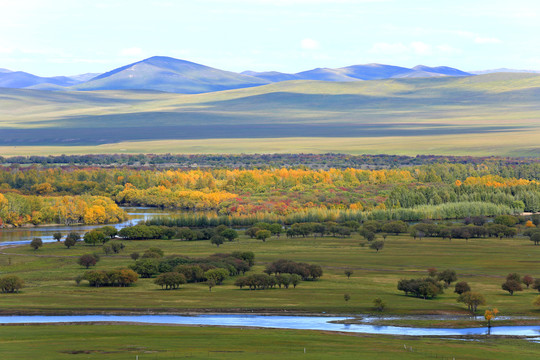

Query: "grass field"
<box><xmin>1</xmin><ymin>73</ymin><xmax>540</xmax><ymax>156</ymax></box>
<box><xmin>2</xmin><ymin>233</ymin><xmax>540</xmax><ymax>316</ymax></box>
<box><xmin>1</xmin><ymin>324</ymin><xmax>540</xmax><ymax>360</ymax></box>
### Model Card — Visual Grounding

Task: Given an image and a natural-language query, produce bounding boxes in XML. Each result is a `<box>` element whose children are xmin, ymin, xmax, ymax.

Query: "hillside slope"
<box><xmin>72</xmin><ymin>56</ymin><xmax>269</xmax><ymax>93</ymax></box>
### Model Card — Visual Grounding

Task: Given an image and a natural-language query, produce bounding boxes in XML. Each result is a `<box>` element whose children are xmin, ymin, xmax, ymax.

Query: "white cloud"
<box><xmin>119</xmin><ymin>47</ymin><xmax>144</xmax><ymax>56</ymax></box>
<box><xmin>411</xmin><ymin>41</ymin><xmax>432</xmax><ymax>55</ymax></box>
<box><xmin>301</xmin><ymin>38</ymin><xmax>320</xmax><ymax>50</ymax></box>
<box><xmin>474</xmin><ymin>37</ymin><xmax>501</xmax><ymax>44</ymax></box>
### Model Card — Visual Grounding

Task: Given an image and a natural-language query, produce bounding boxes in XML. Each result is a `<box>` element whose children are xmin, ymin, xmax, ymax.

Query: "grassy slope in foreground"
<box><xmin>1</xmin><ymin>73</ymin><xmax>540</xmax><ymax>156</ymax></box>
<box><xmin>2</xmin><ymin>234</ymin><xmax>540</xmax><ymax>315</ymax></box>
<box><xmin>1</xmin><ymin>325</ymin><xmax>539</xmax><ymax>360</ymax></box>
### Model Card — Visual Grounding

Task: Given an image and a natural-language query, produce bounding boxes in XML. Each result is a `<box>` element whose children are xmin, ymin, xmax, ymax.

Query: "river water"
<box><xmin>0</xmin><ymin>314</ymin><xmax>539</xmax><ymax>337</ymax></box>
<box><xmin>0</xmin><ymin>207</ymin><xmax>169</xmax><ymax>246</ymax></box>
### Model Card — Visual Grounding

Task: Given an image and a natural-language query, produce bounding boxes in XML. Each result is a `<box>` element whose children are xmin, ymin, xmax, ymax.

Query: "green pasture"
<box><xmin>2</xmin><ymin>324</ymin><xmax>540</xmax><ymax>360</ymax></box>
<box><xmin>2</xmin><ymin>233</ymin><xmax>540</xmax><ymax>316</ymax></box>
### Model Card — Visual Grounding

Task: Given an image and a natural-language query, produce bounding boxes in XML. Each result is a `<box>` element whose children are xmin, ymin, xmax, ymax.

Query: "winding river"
<box><xmin>0</xmin><ymin>314</ymin><xmax>539</xmax><ymax>337</ymax></box>
<box><xmin>2</xmin><ymin>210</ymin><xmax>540</xmax><ymax>338</ymax></box>
<box><xmin>0</xmin><ymin>207</ymin><xmax>169</xmax><ymax>246</ymax></box>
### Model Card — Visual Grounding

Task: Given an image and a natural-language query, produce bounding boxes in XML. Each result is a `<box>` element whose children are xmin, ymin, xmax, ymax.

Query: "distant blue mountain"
<box><xmin>72</xmin><ymin>56</ymin><xmax>269</xmax><ymax>93</ymax></box>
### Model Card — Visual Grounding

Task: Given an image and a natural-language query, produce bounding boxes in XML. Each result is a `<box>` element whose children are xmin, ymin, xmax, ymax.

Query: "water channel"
<box><xmin>0</xmin><ymin>207</ymin><xmax>169</xmax><ymax>246</ymax></box>
<box><xmin>0</xmin><ymin>314</ymin><xmax>539</xmax><ymax>337</ymax></box>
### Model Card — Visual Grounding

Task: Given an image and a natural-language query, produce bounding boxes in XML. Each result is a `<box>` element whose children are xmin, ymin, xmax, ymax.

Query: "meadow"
<box><xmin>2</xmin><ymin>232</ymin><xmax>540</xmax><ymax>316</ymax></box>
<box><xmin>1</xmin><ymin>324</ymin><xmax>540</xmax><ymax>360</ymax></box>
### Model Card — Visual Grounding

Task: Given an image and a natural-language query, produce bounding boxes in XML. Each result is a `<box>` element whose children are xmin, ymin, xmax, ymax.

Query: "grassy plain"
<box><xmin>1</xmin><ymin>324</ymin><xmax>540</xmax><ymax>360</ymax></box>
<box><xmin>1</xmin><ymin>73</ymin><xmax>540</xmax><ymax>156</ymax></box>
<box><xmin>2</xmin><ymin>233</ymin><xmax>540</xmax><ymax>316</ymax></box>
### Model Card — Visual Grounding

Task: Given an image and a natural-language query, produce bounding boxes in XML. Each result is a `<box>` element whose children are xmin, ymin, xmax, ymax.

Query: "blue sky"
<box><xmin>1</xmin><ymin>0</ymin><xmax>539</xmax><ymax>76</ymax></box>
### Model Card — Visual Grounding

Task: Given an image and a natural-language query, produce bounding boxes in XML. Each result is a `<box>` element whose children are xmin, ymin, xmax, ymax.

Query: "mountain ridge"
<box><xmin>4</xmin><ymin>56</ymin><xmax>540</xmax><ymax>94</ymax></box>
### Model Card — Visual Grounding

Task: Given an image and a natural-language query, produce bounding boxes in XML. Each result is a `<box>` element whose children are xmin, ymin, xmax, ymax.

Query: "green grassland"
<box><xmin>2</xmin><ymin>233</ymin><xmax>540</xmax><ymax>316</ymax></box>
<box><xmin>1</xmin><ymin>73</ymin><xmax>540</xmax><ymax>156</ymax></box>
<box><xmin>1</xmin><ymin>324</ymin><xmax>540</xmax><ymax>360</ymax></box>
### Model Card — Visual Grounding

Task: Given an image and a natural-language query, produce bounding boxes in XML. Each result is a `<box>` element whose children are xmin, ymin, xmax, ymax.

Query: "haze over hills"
<box><xmin>1</xmin><ymin>72</ymin><xmax>540</xmax><ymax>156</ymax></box>
<box><xmin>0</xmin><ymin>55</ymin><xmax>485</xmax><ymax>94</ymax></box>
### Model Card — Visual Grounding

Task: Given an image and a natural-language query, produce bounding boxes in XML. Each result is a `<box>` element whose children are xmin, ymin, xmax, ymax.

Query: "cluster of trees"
<box><xmin>398</xmin><ymin>269</ymin><xmax>458</xmax><ymax>299</ymax></box>
<box><xmin>81</xmin><ymin>269</ymin><xmax>138</xmax><ymax>287</ymax></box>
<box><xmin>2</xmin><ymin>161</ymin><xmax>538</xmax><ymax>226</ymax></box>
<box><xmin>154</xmin><ymin>272</ymin><xmax>186</xmax><ymax>290</ymax></box>
<box><xmin>117</xmin><ymin>224</ymin><xmax>238</xmax><ymax>245</ymax></box>
<box><xmin>501</xmin><ymin>273</ymin><xmax>540</xmax><ymax>295</ymax></box>
<box><xmin>234</xmin><ymin>273</ymin><xmax>302</xmax><ymax>290</ymax></box>
<box><xmin>0</xmin><ymin>193</ymin><xmax>126</xmax><ymax>227</ymax></box>
<box><xmin>264</xmin><ymin>259</ymin><xmax>323</xmax><ymax>281</ymax></box>
<box><xmin>129</xmin><ymin>251</ymin><xmax>254</xmax><ymax>289</ymax></box>
<box><xmin>0</xmin><ymin>275</ymin><xmax>24</xmax><ymax>293</ymax></box>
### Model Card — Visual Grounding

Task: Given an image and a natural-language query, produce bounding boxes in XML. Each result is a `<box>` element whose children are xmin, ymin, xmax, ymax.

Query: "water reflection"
<box><xmin>0</xmin><ymin>207</ymin><xmax>170</xmax><ymax>246</ymax></box>
<box><xmin>0</xmin><ymin>314</ymin><xmax>539</xmax><ymax>337</ymax></box>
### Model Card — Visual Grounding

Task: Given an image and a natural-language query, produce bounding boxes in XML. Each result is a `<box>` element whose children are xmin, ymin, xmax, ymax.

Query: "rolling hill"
<box><xmin>71</xmin><ymin>56</ymin><xmax>269</xmax><ymax>93</ymax></box>
<box><xmin>1</xmin><ymin>72</ymin><xmax>540</xmax><ymax>156</ymax></box>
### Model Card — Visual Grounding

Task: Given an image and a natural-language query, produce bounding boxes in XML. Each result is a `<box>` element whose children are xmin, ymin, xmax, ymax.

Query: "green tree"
<box><xmin>210</xmin><ymin>235</ymin><xmax>225</xmax><ymax>247</ymax></box>
<box><xmin>373</xmin><ymin>297</ymin><xmax>386</xmax><ymax>311</ymax></box>
<box><xmin>0</xmin><ymin>275</ymin><xmax>24</xmax><ymax>293</ymax></box>
<box><xmin>344</xmin><ymin>270</ymin><xmax>353</xmax><ymax>279</ymax></box>
<box><xmin>64</xmin><ymin>232</ymin><xmax>80</xmax><ymax>249</ymax></box>
<box><xmin>457</xmin><ymin>291</ymin><xmax>486</xmax><ymax>312</ymax></box>
<box><xmin>53</xmin><ymin>232</ymin><xmax>63</xmax><ymax>242</ymax></box>
<box><xmin>369</xmin><ymin>240</ymin><xmax>384</xmax><ymax>252</ymax></box>
<box><xmin>129</xmin><ymin>259</ymin><xmax>160</xmax><ymax>278</ymax></box>
<box><xmin>256</xmin><ymin>230</ymin><xmax>272</xmax><ymax>242</ymax></box>
<box><xmin>221</xmin><ymin>229</ymin><xmax>239</xmax><ymax>242</ymax></box>
<box><xmin>437</xmin><ymin>269</ymin><xmax>458</xmax><ymax>287</ymax></box>
<box><xmin>154</xmin><ymin>272</ymin><xmax>186</xmax><ymax>290</ymax></box>
<box><xmin>30</xmin><ymin>237</ymin><xmax>42</xmax><ymax>251</ymax></box>
<box><xmin>84</xmin><ymin>230</ymin><xmax>107</xmax><ymax>246</ymax></box>
<box><xmin>204</xmin><ymin>268</ymin><xmax>228</xmax><ymax>285</ymax></box>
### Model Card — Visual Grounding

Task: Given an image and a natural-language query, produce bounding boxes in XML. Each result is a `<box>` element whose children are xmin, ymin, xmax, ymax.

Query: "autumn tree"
<box><xmin>454</xmin><ymin>281</ymin><xmax>471</xmax><ymax>295</ymax></box>
<box><xmin>523</xmin><ymin>275</ymin><xmax>534</xmax><ymax>289</ymax></box>
<box><xmin>502</xmin><ymin>279</ymin><xmax>523</xmax><ymax>295</ymax></box>
<box><xmin>78</xmin><ymin>254</ymin><xmax>98</xmax><ymax>269</ymax></box>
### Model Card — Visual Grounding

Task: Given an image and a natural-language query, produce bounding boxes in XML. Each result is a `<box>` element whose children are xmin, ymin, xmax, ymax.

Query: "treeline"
<box><xmin>2</xmin><ymin>154</ymin><xmax>540</xmax><ymax>173</ymax></box>
<box><xmin>144</xmin><ymin>201</ymin><xmax>520</xmax><ymax>227</ymax></box>
<box><xmin>129</xmin><ymin>252</ymin><xmax>255</xmax><ymax>280</ymax></box>
<box><xmin>0</xmin><ymin>194</ymin><xmax>126</xmax><ymax>227</ymax></box>
<box><xmin>1</xmin><ymin>161</ymin><xmax>539</xmax><ymax>224</ymax></box>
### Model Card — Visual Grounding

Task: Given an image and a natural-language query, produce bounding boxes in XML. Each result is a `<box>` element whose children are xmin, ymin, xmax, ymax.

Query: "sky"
<box><xmin>1</xmin><ymin>0</ymin><xmax>539</xmax><ymax>76</ymax></box>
